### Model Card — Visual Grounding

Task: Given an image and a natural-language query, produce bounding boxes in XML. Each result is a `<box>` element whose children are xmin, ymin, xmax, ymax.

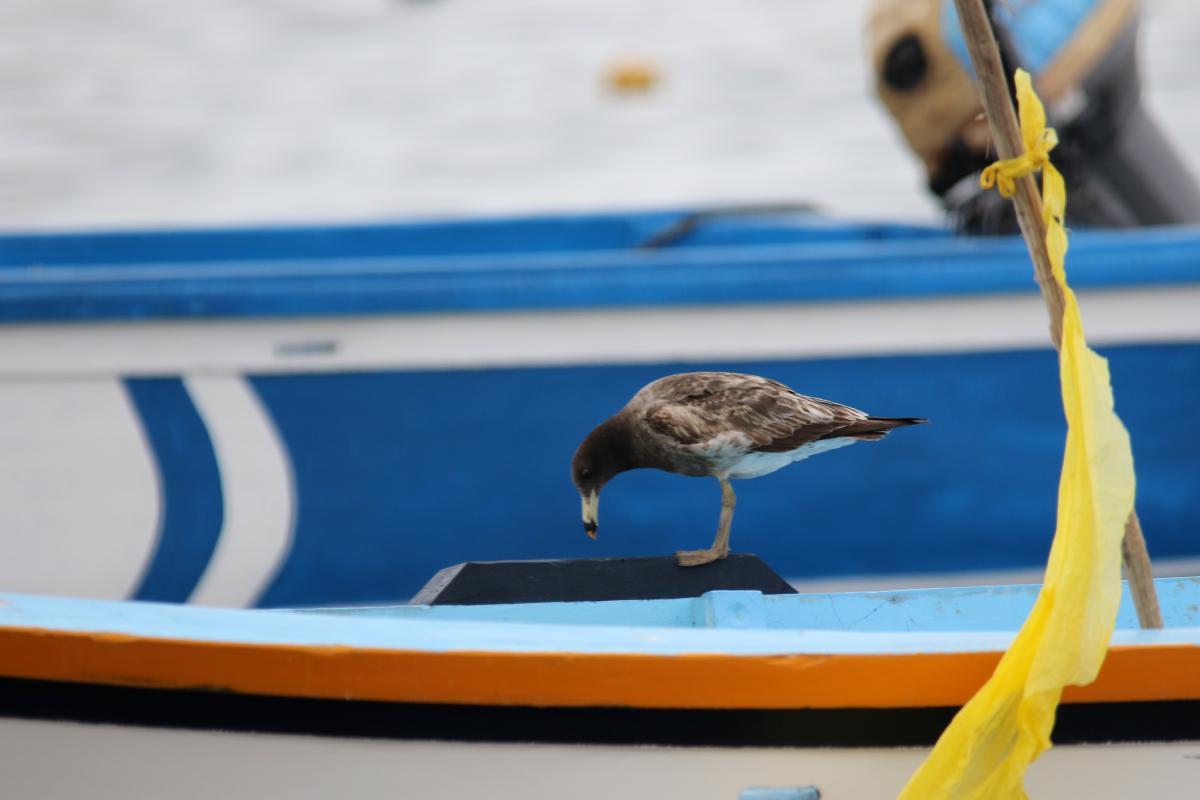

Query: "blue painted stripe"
<box><xmin>125</xmin><ymin>378</ymin><xmax>224</xmax><ymax>603</ymax></box>
<box><xmin>1</xmin><ymin>584</ymin><xmax>1197</xmax><ymax>657</ymax></box>
<box><xmin>2</xmin><ymin>214</ymin><xmax>1200</xmax><ymax>321</ymax></box>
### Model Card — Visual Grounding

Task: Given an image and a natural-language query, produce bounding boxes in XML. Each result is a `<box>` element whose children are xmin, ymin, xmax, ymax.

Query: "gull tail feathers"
<box><xmin>841</xmin><ymin>416</ymin><xmax>928</xmax><ymax>441</ymax></box>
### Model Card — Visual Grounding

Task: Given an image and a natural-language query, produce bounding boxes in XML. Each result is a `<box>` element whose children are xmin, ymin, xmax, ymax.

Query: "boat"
<box><xmin>1</xmin><ymin>574</ymin><xmax>1198</xmax><ymax>798</ymax></box>
<box><xmin>4</xmin><ymin>2</ymin><xmax>1195</xmax><ymax>794</ymax></box>
<box><xmin>2</xmin><ymin>206</ymin><xmax>1200</xmax><ymax>607</ymax></box>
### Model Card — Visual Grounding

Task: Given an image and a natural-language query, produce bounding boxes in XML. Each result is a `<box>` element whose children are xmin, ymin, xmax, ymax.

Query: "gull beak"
<box><xmin>581</xmin><ymin>490</ymin><xmax>599</xmax><ymax>539</ymax></box>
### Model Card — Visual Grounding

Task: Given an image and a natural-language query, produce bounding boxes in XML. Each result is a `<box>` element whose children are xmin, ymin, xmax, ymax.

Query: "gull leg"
<box><xmin>676</xmin><ymin>478</ymin><xmax>736</xmax><ymax>567</ymax></box>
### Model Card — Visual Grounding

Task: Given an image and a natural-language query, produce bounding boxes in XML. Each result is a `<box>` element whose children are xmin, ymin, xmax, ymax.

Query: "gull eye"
<box><xmin>580</xmin><ymin>467</ymin><xmax>593</xmax><ymax>480</ymax></box>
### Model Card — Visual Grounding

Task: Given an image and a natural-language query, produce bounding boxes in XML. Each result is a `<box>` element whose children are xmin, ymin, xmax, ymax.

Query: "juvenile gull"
<box><xmin>571</xmin><ymin>372</ymin><xmax>926</xmax><ymax>566</ymax></box>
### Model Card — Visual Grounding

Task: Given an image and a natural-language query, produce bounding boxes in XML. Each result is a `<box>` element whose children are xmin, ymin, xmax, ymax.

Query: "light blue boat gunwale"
<box><xmin>306</xmin><ymin>576</ymin><xmax>1200</xmax><ymax>633</ymax></box>
<box><xmin>2</xmin><ymin>578</ymin><xmax>1198</xmax><ymax>658</ymax></box>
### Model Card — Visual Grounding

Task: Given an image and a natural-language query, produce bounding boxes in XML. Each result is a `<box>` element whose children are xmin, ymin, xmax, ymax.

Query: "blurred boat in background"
<box><xmin>2</xmin><ymin>207</ymin><xmax>1199</xmax><ymax>607</ymax></box>
<box><xmin>869</xmin><ymin>0</ymin><xmax>1200</xmax><ymax>234</ymax></box>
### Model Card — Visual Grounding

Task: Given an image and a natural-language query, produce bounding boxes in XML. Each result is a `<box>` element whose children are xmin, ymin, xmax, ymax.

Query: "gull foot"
<box><xmin>675</xmin><ymin>548</ymin><xmax>727</xmax><ymax>567</ymax></box>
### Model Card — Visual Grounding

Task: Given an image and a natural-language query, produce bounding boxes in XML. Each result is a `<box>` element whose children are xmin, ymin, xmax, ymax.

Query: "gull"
<box><xmin>571</xmin><ymin>372</ymin><xmax>926</xmax><ymax>566</ymax></box>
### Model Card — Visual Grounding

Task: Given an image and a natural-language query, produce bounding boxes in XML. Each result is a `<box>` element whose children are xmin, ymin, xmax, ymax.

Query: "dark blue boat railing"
<box><xmin>0</xmin><ymin>207</ymin><xmax>942</xmax><ymax>269</ymax></box>
<box><xmin>1</xmin><ymin>208</ymin><xmax>1199</xmax><ymax>322</ymax></box>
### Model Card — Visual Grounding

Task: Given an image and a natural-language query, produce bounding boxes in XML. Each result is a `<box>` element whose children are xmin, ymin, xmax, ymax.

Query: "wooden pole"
<box><xmin>952</xmin><ymin>0</ymin><xmax>1162</xmax><ymax>628</ymax></box>
<box><xmin>1122</xmin><ymin>513</ymin><xmax>1162</xmax><ymax>627</ymax></box>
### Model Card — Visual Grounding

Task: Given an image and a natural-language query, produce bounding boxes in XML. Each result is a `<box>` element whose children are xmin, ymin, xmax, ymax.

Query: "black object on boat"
<box><xmin>411</xmin><ymin>554</ymin><xmax>798</xmax><ymax>605</ymax></box>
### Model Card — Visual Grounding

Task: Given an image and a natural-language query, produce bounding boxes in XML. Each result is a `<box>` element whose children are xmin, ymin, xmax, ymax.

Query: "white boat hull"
<box><xmin>2</xmin><ymin>716</ymin><xmax>1197</xmax><ymax>799</ymax></box>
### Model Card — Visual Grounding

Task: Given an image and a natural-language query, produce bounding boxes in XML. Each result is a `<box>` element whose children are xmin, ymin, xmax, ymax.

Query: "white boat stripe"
<box><xmin>0</xmin><ymin>285</ymin><xmax>1197</xmax><ymax>378</ymax></box>
<box><xmin>184</xmin><ymin>375</ymin><xmax>295</xmax><ymax>608</ymax></box>
<box><xmin>0</xmin><ymin>379</ymin><xmax>159</xmax><ymax>599</ymax></box>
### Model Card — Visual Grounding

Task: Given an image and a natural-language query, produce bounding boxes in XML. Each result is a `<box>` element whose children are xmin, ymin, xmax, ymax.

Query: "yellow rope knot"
<box><xmin>979</xmin><ymin>127</ymin><xmax>1058</xmax><ymax>198</ymax></box>
<box><xmin>978</xmin><ymin>70</ymin><xmax>1059</xmax><ymax>199</ymax></box>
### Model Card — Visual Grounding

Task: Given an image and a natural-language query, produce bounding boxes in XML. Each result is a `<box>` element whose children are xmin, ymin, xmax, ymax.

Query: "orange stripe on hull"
<box><xmin>1</xmin><ymin>626</ymin><xmax>1198</xmax><ymax>709</ymax></box>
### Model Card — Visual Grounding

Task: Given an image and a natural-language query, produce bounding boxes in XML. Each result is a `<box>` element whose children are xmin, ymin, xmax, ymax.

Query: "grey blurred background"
<box><xmin>1</xmin><ymin>0</ymin><xmax>1198</xmax><ymax>231</ymax></box>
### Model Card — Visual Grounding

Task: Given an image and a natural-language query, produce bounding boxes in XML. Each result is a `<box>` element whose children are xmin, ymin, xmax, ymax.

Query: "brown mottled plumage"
<box><xmin>571</xmin><ymin>372</ymin><xmax>926</xmax><ymax>566</ymax></box>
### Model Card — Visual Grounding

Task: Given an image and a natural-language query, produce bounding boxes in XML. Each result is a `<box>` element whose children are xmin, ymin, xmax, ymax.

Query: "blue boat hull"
<box><xmin>2</xmin><ymin>208</ymin><xmax>1198</xmax><ymax>606</ymax></box>
<box><xmin>115</xmin><ymin>343</ymin><xmax>1196</xmax><ymax>606</ymax></box>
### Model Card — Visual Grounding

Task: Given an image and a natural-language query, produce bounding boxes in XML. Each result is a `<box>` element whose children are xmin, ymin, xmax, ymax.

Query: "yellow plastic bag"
<box><xmin>898</xmin><ymin>69</ymin><xmax>1136</xmax><ymax>799</ymax></box>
